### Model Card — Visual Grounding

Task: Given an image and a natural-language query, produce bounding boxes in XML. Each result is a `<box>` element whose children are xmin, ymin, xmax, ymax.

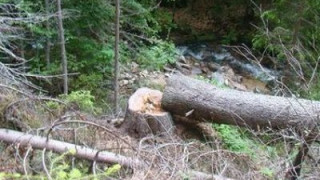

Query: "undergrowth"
<box><xmin>0</xmin><ymin>149</ymin><xmax>121</xmax><ymax>180</ymax></box>
<box><xmin>59</xmin><ymin>90</ymin><xmax>102</xmax><ymax>115</ymax></box>
<box><xmin>136</xmin><ymin>40</ymin><xmax>177</xmax><ymax>71</ymax></box>
<box><xmin>213</xmin><ymin>124</ymin><xmax>256</xmax><ymax>156</ymax></box>
<box><xmin>197</xmin><ymin>75</ymin><xmax>289</xmax><ymax>179</ymax></box>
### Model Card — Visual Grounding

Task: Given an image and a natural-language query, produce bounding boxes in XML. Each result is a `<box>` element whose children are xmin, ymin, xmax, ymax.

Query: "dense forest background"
<box><xmin>2</xmin><ymin>0</ymin><xmax>320</xmax><ymax>102</ymax></box>
<box><xmin>1</xmin><ymin>0</ymin><xmax>320</xmax><ymax>179</ymax></box>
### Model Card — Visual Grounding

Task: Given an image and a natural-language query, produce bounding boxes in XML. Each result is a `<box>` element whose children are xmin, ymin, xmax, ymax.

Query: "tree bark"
<box><xmin>113</xmin><ymin>0</ymin><xmax>120</xmax><ymax>113</ymax></box>
<box><xmin>0</xmin><ymin>128</ymin><xmax>144</xmax><ymax>168</ymax></box>
<box><xmin>162</xmin><ymin>75</ymin><xmax>320</xmax><ymax>129</ymax></box>
<box><xmin>57</xmin><ymin>0</ymin><xmax>68</xmax><ymax>94</ymax></box>
<box><xmin>122</xmin><ymin>88</ymin><xmax>173</xmax><ymax>138</ymax></box>
<box><xmin>45</xmin><ymin>0</ymin><xmax>51</xmax><ymax>69</ymax></box>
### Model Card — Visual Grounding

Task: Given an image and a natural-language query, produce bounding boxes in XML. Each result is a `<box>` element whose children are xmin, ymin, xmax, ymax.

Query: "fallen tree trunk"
<box><xmin>162</xmin><ymin>75</ymin><xmax>320</xmax><ymax>129</ymax></box>
<box><xmin>0</xmin><ymin>128</ymin><xmax>145</xmax><ymax>168</ymax></box>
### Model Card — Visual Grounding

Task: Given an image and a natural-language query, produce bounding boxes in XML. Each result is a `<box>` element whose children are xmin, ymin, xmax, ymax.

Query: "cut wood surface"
<box><xmin>122</xmin><ymin>88</ymin><xmax>173</xmax><ymax>138</ymax></box>
<box><xmin>0</xmin><ymin>129</ymin><xmax>145</xmax><ymax>168</ymax></box>
<box><xmin>162</xmin><ymin>75</ymin><xmax>320</xmax><ymax>129</ymax></box>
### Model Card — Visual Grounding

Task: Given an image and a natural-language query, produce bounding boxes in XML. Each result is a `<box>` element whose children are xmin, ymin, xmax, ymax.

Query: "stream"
<box><xmin>176</xmin><ymin>43</ymin><xmax>280</xmax><ymax>93</ymax></box>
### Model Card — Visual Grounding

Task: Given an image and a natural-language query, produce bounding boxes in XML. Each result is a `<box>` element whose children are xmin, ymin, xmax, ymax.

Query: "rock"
<box><xmin>120</xmin><ymin>72</ymin><xmax>133</xmax><ymax>80</ymax></box>
<box><xmin>139</xmin><ymin>70</ymin><xmax>148</xmax><ymax>77</ymax></box>
<box><xmin>123</xmin><ymin>80</ymin><xmax>129</xmax><ymax>85</ymax></box>
<box><xmin>191</xmin><ymin>67</ymin><xmax>202</xmax><ymax>76</ymax></box>
<box><xmin>131</xmin><ymin>62</ymin><xmax>139</xmax><ymax>73</ymax></box>
<box><xmin>178</xmin><ymin>55</ymin><xmax>187</xmax><ymax>64</ymax></box>
<box><xmin>207</xmin><ymin>62</ymin><xmax>220</xmax><ymax>71</ymax></box>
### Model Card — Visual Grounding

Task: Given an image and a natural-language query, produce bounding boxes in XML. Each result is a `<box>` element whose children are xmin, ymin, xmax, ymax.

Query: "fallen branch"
<box><xmin>0</xmin><ymin>128</ymin><xmax>145</xmax><ymax>168</ymax></box>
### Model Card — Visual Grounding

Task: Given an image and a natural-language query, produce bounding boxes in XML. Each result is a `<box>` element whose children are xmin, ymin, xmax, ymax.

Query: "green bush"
<box><xmin>60</xmin><ymin>90</ymin><xmax>101</xmax><ymax>114</ymax></box>
<box><xmin>71</xmin><ymin>73</ymin><xmax>106</xmax><ymax>101</ymax></box>
<box><xmin>136</xmin><ymin>41</ymin><xmax>177</xmax><ymax>70</ymax></box>
<box><xmin>213</xmin><ymin>124</ymin><xmax>256</xmax><ymax>156</ymax></box>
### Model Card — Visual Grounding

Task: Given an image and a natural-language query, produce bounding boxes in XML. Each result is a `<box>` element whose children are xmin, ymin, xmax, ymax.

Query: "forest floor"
<box><xmin>0</xmin><ymin>56</ymin><xmax>319</xmax><ymax>180</ymax></box>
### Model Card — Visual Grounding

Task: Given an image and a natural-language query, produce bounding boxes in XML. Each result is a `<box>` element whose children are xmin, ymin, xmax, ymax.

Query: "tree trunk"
<box><xmin>45</xmin><ymin>0</ymin><xmax>51</xmax><ymax>69</ymax></box>
<box><xmin>162</xmin><ymin>75</ymin><xmax>320</xmax><ymax>129</ymax></box>
<box><xmin>122</xmin><ymin>88</ymin><xmax>174</xmax><ymax>138</ymax></box>
<box><xmin>113</xmin><ymin>0</ymin><xmax>120</xmax><ymax>113</ymax></box>
<box><xmin>0</xmin><ymin>128</ymin><xmax>145</xmax><ymax>168</ymax></box>
<box><xmin>57</xmin><ymin>0</ymin><xmax>68</xmax><ymax>94</ymax></box>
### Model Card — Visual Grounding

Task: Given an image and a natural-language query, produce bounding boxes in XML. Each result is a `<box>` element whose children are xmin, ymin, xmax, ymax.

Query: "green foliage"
<box><xmin>47</xmin><ymin>149</ymin><xmax>120</xmax><ymax>179</ymax></box>
<box><xmin>136</xmin><ymin>41</ymin><xmax>177</xmax><ymax>70</ymax></box>
<box><xmin>152</xmin><ymin>8</ymin><xmax>177</xmax><ymax>36</ymax></box>
<box><xmin>48</xmin><ymin>150</ymin><xmax>87</xmax><ymax>180</ymax></box>
<box><xmin>12</xmin><ymin>0</ymin><xmax>178</xmax><ymax>98</ymax></box>
<box><xmin>304</xmin><ymin>81</ymin><xmax>320</xmax><ymax>100</ymax></box>
<box><xmin>0</xmin><ymin>151</ymin><xmax>121</xmax><ymax>179</ymax></box>
<box><xmin>196</xmin><ymin>76</ymin><xmax>228</xmax><ymax>88</ymax></box>
<box><xmin>71</xmin><ymin>74</ymin><xmax>106</xmax><ymax>100</ymax></box>
<box><xmin>259</xmin><ymin>167</ymin><xmax>274</xmax><ymax>178</ymax></box>
<box><xmin>213</xmin><ymin>124</ymin><xmax>256</xmax><ymax>156</ymax></box>
<box><xmin>0</xmin><ymin>172</ymin><xmax>21</xmax><ymax>179</ymax></box>
<box><xmin>221</xmin><ymin>30</ymin><xmax>238</xmax><ymax>44</ymax></box>
<box><xmin>46</xmin><ymin>101</ymin><xmax>61</xmax><ymax>110</ymax></box>
<box><xmin>261</xmin><ymin>10</ymin><xmax>280</xmax><ymax>24</ymax></box>
<box><xmin>61</xmin><ymin>90</ymin><xmax>100</xmax><ymax>114</ymax></box>
<box><xmin>105</xmin><ymin>164</ymin><xmax>121</xmax><ymax>176</ymax></box>
<box><xmin>68</xmin><ymin>169</ymin><xmax>82</xmax><ymax>179</ymax></box>
<box><xmin>252</xmin><ymin>0</ymin><xmax>320</xmax><ymax>67</ymax></box>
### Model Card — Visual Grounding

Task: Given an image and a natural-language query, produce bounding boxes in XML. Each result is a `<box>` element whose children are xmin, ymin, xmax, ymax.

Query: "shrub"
<box><xmin>213</xmin><ymin>124</ymin><xmax>256</xmax><ymax>156</ymax></box>
<box><xmin>60</xmin><ymin>90</ymin><xmax>101</xmax><ymax>114</ymax></box>
<box><xmin>136</xmin><ymin>40</ymin><xmax>177</xmax><ymax>70</ymax></box>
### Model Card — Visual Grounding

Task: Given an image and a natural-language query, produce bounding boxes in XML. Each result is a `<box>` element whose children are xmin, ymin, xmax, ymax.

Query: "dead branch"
<box><xmin>0</xmin><ymin>128</ymin><xmax>145</xmax><ymax>168</ymax></box>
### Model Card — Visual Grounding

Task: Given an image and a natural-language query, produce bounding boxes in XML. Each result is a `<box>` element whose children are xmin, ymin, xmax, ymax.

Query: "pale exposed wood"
<box><xmin>122</xmin><ymin>88</ymin><xmax>173</xmax><ymax>138</ymax></box>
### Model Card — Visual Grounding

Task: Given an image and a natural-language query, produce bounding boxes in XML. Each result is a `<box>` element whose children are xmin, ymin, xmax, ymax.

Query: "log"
<box><xmin>162</xmin><ymin>75</ymin><xmax>320</xmax><ymax>129</ymax></box>
<box><xmin>0</xmin><ymin>128</ymin><xmax>235</xmax><ymax>180</ymax></box>
<box><xmin>0</xmin><ymin>128</ymin><xmax>145</xmax><ymax>168</ymax></box>
<box><xmin>122</xmin><ymin>88</ymin><xmax>173</xmax><ymax>138</ymax></box>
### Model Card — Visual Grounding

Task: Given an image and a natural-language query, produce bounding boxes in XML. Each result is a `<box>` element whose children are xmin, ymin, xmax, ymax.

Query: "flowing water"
<box><xmin>176</xmin><ymin>43</ymin><xmax>280</xmax><ymax>93</ymax></box>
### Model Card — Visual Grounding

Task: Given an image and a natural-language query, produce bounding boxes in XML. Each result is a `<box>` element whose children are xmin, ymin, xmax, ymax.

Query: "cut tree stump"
<box><xmin>122</xmin><ymin>88</ymin><xmax>173</xmax><ymax>138</ymax></box>
<box><xmin>162</xmin><ymin>75</ymin><xmax>320</xmax><ymax>130</ymax></box>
